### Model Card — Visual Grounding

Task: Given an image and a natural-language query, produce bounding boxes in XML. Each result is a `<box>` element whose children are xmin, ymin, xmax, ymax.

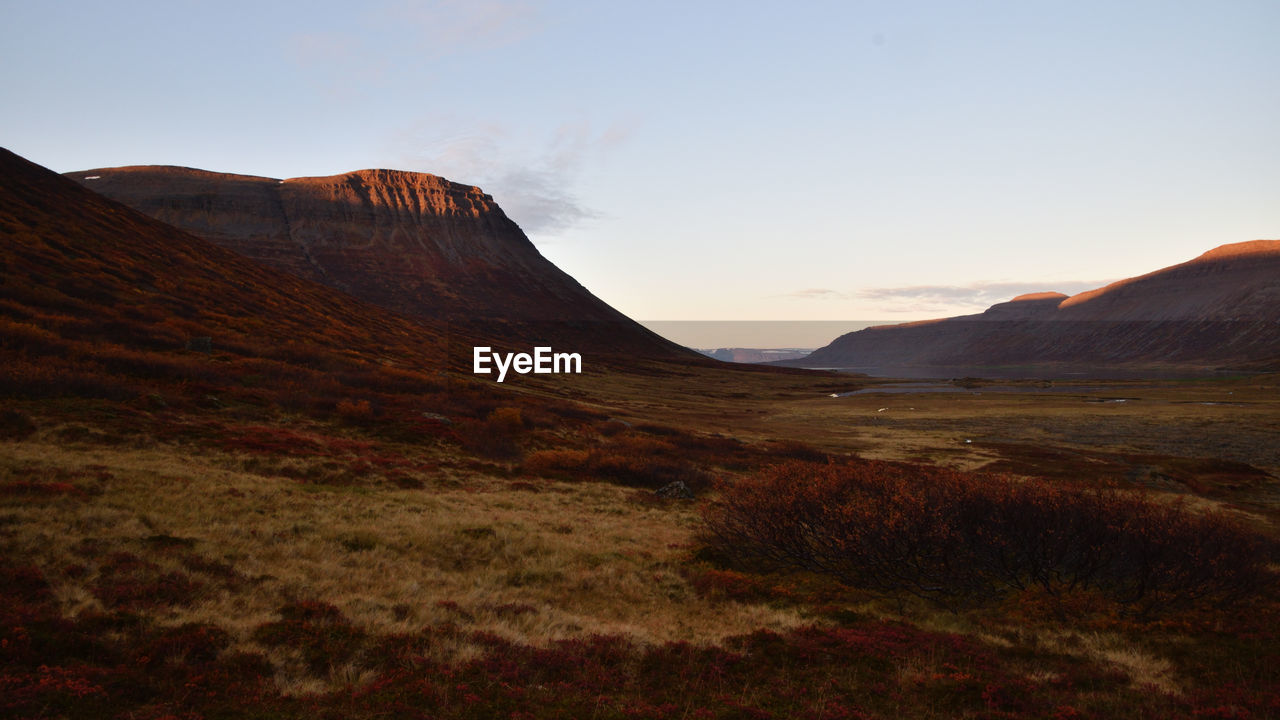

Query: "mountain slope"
<box><xmin>65</xmin><ymin>164</ymin><xmax>687</xmax><ymax>358</ymax></box>
<box><xmin>2</xmin><ymin>148</ymin><xmax>450</xmax><ymax>371</ymax></box>
<box><xmin>0</xmin><ymin>145</ymin><xmax>564</xmax><ymax>425</ymax></box>
<box><xmin>789</xmin><ymin>241</ymin><xmax>1280</xmax><ymax>373</ymax></box>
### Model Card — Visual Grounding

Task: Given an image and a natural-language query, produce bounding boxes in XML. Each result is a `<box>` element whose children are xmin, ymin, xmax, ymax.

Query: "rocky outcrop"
<box><xmin>978</xmin><ymin>293</ymin><xmax>1067</xmax><ymax>320</ymax></box>
<box><xmin>787</xmin><ymin>241</ymin><xmax>1280</xmax><ymax>373</ymax></box>
<box><xmin>68</xmin><ymin>165</ymin><xmax>687</xmax><ymax>358</ymax></box>
<box><xmin>1</xmin><ymin>148</ymin><xmax>451</xmax><ymax>367</ymax></box>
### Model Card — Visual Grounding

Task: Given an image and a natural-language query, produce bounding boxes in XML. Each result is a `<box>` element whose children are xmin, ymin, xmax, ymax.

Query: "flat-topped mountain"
<box><xmin>1053</xmin><ymin>241</ymin><xmax>1280</xmax><ymax>322</ymax></box>
<box><xmin>1</xmin><ymin>147</ymin><xmax>450</xmax><ymax>375</ymax></box>
<box><xmin>66</xmin><ymin>164</ymin><xmax>687</xmax><ymax>358</ymax></box>
<box><xmin>787</xmin><ymin>241</ymin><xmax>1280</xmax><ymax>373</ymax></box>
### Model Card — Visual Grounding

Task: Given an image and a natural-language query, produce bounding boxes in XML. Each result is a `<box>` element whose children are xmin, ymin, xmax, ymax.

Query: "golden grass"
<box><xmin>561</xmin><ymin>366</ymin><xmax>1280</xmax><ymax>486</ymax></box>
<box><xmin>1042</xmin><ymin>631</ymin><xmax>1179</xmax><ymax>695</ymax></box>
<box><xmin>837</xmin><ymin>594</ymin><xmax>1183</xmax><ymax>696</ymax></box>
<box><xmin>4</xmin><ymin>371</ymin><xmax>1277</xmax><ymax>702</ymax></box>
<box><xmin>1</xmin><ymin>440</ymin><xmax>810</xmax><ymax>671</ymax></box>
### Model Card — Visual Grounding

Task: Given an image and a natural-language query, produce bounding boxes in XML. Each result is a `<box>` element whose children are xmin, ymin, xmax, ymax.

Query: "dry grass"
<box><xmin>1</xmin><ymin>439</ymin><xmax>810</xmax><ymax>691</ymax></box>
<box><xmin>829</xmin><ymin>591</ymin><xmax>1183</xmax><ymax>696</ymax></box>
<box><xmin>563</xmin><ymin>366</ymin><xmax>1280</xmax><ymax>489</ymax></box>
<box><xmin>4</xmin><ymin>372</ymin><xmax>1278</xmax><ymax>713</ymax></box>
<box><xmin>1039</xmin><ymin>630</ymin><xmax>1179</xmax><ymax>694</ymax></box>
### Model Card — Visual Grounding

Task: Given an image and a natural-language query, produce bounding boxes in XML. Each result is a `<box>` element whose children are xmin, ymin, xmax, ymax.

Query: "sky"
<box><xmin>3</xmin><ymin>0</ymin><xmax>1278</xmax><ymax>324</ymax></box>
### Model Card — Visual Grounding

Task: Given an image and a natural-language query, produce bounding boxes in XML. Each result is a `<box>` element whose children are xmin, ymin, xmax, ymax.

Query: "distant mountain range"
<box><xmin>64</xmin><ymin>164</ymin><xmax>687</xmax><ymax>360</ymax></box>
<box><xmin>697</xmin><ymin>348</ymin><xmax>812</xmax><ymax>364</ymax></box>
<box><xmin>783</xmin><ymin>241</ymin><xmax>1280</xmax><ymax>374</ymax></box>
<box><xmin>13</xmin><ymin>147</ymin><xmax>1277</xmax><ymax>378</ymax></box>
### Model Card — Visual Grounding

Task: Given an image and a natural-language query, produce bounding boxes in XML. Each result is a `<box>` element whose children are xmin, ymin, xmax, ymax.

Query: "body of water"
<box><xmin>639</xmin><ymin>320</ymin><xmax>888</xmax><ymax>350</ymax></box>
<box><xmin>805</xmin><ymin>365</ymin><xmax>1247</xmax><ymax>381</ymax></box>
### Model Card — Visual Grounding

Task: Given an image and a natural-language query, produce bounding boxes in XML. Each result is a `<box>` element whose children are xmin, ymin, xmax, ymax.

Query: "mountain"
<box><xmin>1</xmin><ymin>147</ymin><xmax>453</xmax><ymax>383</ymax></box>
<box><xmin>64</xmin><ymin>164</ymin><xmax>687</xmax><ymax>359</ymax></box>
<box><xmin>698</xmin><ymin>348</ymin><xmax>812</xmax><ymax>364</ymax></box>
<box><xmin>786</xmin><ymin>241</ymin><xmax>1280</xmax><ymax>373</ymax></box>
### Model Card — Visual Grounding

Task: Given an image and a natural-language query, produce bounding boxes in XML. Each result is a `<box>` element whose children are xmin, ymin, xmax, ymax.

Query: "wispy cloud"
<box><xmin>858</xmin><ymin>280</ymin><xmax>1110</xmax><ymax>314</ymax></box>
<box><xmin>377</xmin><ymin>0</ymin><xmax>540</xmax><ymax>53</ymax></box>
<box><xmin>285</xmin><ymin>1</ymin><xmax>539</xmax><ymax>96</ymax></box>
<box><xmin>782</xmin><ymin>288</ymin><xmax>851</xmax><ymax>301</ymax></box>
<box><xmin>285</xmin><ymin>1</ymin><xmax>601</xmax><ymax>235</ymax></box>
<box><xmin>484</xmin><ymin>166</ymin><xmax>598</xmax><ymax>237</ymax></box>
<box><xmin>390</xmin><ymin>117</ymin><xmax>633</xmax><ymax>236</ymax></box>
<box><xmin>777</xmin><ymin>280</ymin><xmax>1114</xmax><ymax>316</ymax></box>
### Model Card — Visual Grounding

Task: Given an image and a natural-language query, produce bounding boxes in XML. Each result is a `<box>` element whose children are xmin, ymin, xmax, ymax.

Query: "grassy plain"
<box><xmin>3</xmin><ymin>364</ymin><xmax>1279</xmax><ymax>718</ymax></box>
<box><xmin>572</xmin><ymin>363</ymin><xmax>1280</xmax><ymax>491</ymax></box>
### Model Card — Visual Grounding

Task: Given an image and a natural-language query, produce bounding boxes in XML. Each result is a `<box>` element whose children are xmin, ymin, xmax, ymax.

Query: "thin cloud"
<box><xmin>859</xmin><ymin>280</ymin><xmax>1111</xmax><ymax>314</ymax></box>
<box><xmin>391</xmin><ymin>118</ymin><xmax>632</xmax><ymax>236</ymax></box>
<box><xmin>782</xmin><ymin>288</ymin><xmax>852</xmax><ymax>301</ymax></box>
<box><xmin>285</xmin><ymin>1</ymin><xmax>539</xmax><ymax>95</ymax></box>
<box><xmin>378</xmin><ymin>0</ymin><xmax>540</xmax><ymax>53</ymax></box>
<box><xmin>488</xmin><ymin>166</ymin><xmax>598</xmax><ymax>235</ymax></box>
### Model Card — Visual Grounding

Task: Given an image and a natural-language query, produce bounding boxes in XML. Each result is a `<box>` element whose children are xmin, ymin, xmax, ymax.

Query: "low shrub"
<box><xmin>139</xmin><ymin>623</ymin><xmax>231</xmax><ymax>666</ymax></box>
<box><xmin>449</xmin><ymin>406</ymin><xmax>532</xmax><ymax>460</ymax></box>
<box><xmin>486</xmin><ymin>406</ymin><xmax>525</xmax><ymax>434</ymax></box>
<box><xmin>1</xmin><ymin>557</ymin><xmax>1276</xmax><ymax>718</ymax></box>
<box><xmin>702</xmin><ymin>460</ymin><xmax>1278</xmax><ymax>615</ymax></box>
<box><xmin>91</xmin><ymin>552</ymin><xmax>203</xmax><ymax>611</ymax></box>
<box><xmin>252</xmin><ymin>601</ymin><xmax>367</xmax><ymax>676</ymax></box>
<box><xmin>0</xmin><ymin>479</ymin><xmax>82</xmax><ymax>499</ymax></box>
<box><xmin>766</xmin><ymin>439</ymin><xmax>828</xmax><ymax>463</ymax></box>
<box><xmin>522</xmin><ymin>439</ymin><xmax>712</xmax><ymax>491</ymax></box>
<box><xmin>0</xmin><ymin>409</ymin><xmax>37</xmax><ymax>439</ymax></box>
<box><xmin>689</xmin><ymin>568</ymin><xmax>788</xmax><ymax>603</ymax></box>
<box><xmin>335</xmin><ymin>398</ymin><xmax>375</xmax><ymax>424</ymax></box>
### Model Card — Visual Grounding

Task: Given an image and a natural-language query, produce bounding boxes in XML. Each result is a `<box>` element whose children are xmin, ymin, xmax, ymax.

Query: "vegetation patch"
<box><xmin>523</xmin><ymin>434</ymin><xmax>713</xmax><ymax>490</ymax></box>
<box><xmin>702</xmin><ymin>460</ymin><xmax>1279</xmax><ymax>616</ymax></box>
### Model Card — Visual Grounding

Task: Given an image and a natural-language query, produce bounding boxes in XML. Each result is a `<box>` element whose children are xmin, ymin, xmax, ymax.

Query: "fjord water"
<box><xmin>639</xmin><ymin>320</ymin><xmax>888</xmax><ymax>351</ymax></box>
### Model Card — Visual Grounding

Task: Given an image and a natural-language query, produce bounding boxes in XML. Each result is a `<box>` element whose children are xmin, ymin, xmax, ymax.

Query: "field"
<box><xmin>3</xmin><ymin>360</ymin><xmax>1278</xmax><ymax>719</ymax></box>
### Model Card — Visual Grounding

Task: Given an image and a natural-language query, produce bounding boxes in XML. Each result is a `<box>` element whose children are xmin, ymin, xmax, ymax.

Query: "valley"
<box><xmin>3</xmin><ymin>146</ymin><xmax>1279</xmax><ymax>719</ymax></box>
<box><xmin>6</xmin><ymin>361</ymin><xmax>1278</xmax><ymax>718</ymax></box>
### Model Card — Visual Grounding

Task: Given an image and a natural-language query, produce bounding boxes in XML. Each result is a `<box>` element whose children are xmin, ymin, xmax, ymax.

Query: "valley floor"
<box><xmin>3</xmin><ymin>366</ymin><xmax>1279</xmax><ymax>718</ymax></box>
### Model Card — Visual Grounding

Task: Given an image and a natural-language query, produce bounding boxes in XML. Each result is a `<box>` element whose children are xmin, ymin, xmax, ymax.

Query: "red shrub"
<box><xmin>252</xmin><ymin>601</ymin><xmax>367</xmax><ymax>676</ymax></box>
<box><xmin>335</xmin><ymin>398</ymin><xmax>375</xmax><ymax>424</ymax></box>
<box><xmin>521</xmin><ymin>449</ymin><xmax>591</xmax><ymax>476</ymax></box>
<box><xmin>0</xmin><ymin>665</ymin><xmax>108</xmax><ymax>716</ymax></box>
<box><xmin>92</xmin><ymin>552</ymin><xmax>202</xmax><ymax>611</ymax></box>
<box><xmin>0</xmin><ymin>560</ymin><xmax>53</xmax><ymax>609</ymax></box>
<box><xmin>702</xmin><ymin>460</ymin><xmax>1278</xmax><ymax>615</ymax></box>
<box><xmin>487</xmin><ymin>406</ymin><xmax>525</xmax><ymax>433</ymax></box>
<box><xmin>0</xmin><ymin>480</ymin><xmax>82</xmax><ymax>498</ymax></box>
<box><xmin>453</xmin><ymin>409</ymin><xmax>526</xmax><ymax>461</ymax></box>
<box><xmin>138</xmin><ymin>623</ymin><xmax>230</xmax><ymax>666</ymax></box>
<box><xmin>689</xmin><ymin>569</ymin><xmax>785</xmax><ymax>603</ymax></box>
<box><xmin>222</xmin><ymin>426</ymin><xmax>326</xmax><ymax>456</ymax></box>
<box><xmin>522</xmin><ymin>435</ymin><xmax>712</xmax><ymax>490</ymax></box>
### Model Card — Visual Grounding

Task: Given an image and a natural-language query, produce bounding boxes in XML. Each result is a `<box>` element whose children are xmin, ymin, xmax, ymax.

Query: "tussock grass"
<box><xmin>4</xmin><ymin>375</ymin><xmax>1279</xmax><ymax>716</ymax></box>
<box><xmin>1</xmin><ymin>440</ymin><xmax>809</xmax><ymax>689</ymax></box>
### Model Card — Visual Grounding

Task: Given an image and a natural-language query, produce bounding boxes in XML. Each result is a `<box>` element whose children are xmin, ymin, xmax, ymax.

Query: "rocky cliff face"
<box><xmin>790</xmin><ymin>241</ymin><xmax>1280</xmax><ymax>373</ymax></box>
<box><xmin>68</xmin><ymin>165</ymin><xmax>686</xmax><ymax>357</ymax></box>
<box><xmin>1</xmin><ymin>148</ymin><xmax>453</xmax><ymax>367</ymax></box>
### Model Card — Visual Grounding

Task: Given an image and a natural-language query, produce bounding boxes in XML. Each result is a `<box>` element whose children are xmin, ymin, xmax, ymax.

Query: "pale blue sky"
<box><xmin>3</xmin><ymin>1</ymin><xmax>1277</xmax><ymax>321</ymax></box>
